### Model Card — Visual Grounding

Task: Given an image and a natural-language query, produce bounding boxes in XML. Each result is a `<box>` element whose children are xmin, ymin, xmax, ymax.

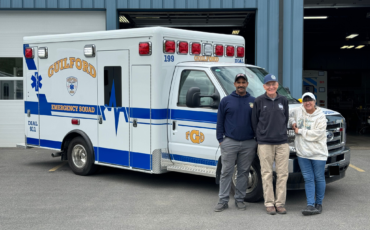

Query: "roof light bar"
<box><xmin>225</xmin><ymin>45</ymin><xmax>235</xmax><ymax>57</ymax></box>
<box><xmin>177</xmin><ymin>41</ymin><xmax>188</xmax><ymax>55</ymax></box>
<box><xmin>84</xmin><ymin>44</ymin><xmax>95</xmax><ymax>57</ymax></box>
<box><xmin>236</xmin><ymin>46</ymin><xmax>245</xmax><ymax>58</ymax></box>
<box><xmin>38</xmin><ymin>47</ymin><xmax>48</xmax><ymax>59</ymax></box>
<box><xmin>203</xmin><ymin>43</ymin><xmax>213</xmax><ymax>56</ymax></box>
<box><xmin>139</xmin><ymin>42</ymin><xmax>152</xmax><ymax>56</ymax></box>
<box><xmin>346</xmin><ymin>34</ymin><xmax>359</xmax><ymax>39</ymax></box>
<box><xmin>304</xmin><ymin>16</ymin><xmax>327</xmax><ymax>19</ymax></box>
<box><xmin>190</xmin><ymin>42</ymin><xmax>201</xmax><ymax>55</ymax></box>
<box><xmin>25</xmin><ymin>47</ymin><xmax>34</xmax><ymax>59</ymax></box>
<box><xmin>164</xmin><ymin>40</ymin><xmax>175</xmax><ymax>54</ymax></box>
<box><xmin>214</xmin><ymin>44</ymin><xmax>224</xmax><ymax>56</ymax></box>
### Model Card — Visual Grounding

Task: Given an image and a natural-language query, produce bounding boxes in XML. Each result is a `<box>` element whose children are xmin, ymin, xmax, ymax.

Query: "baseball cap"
<box><xmin>234</xmin><ymin>73</ymin><xmax>248</xmax><ymax>82</ymax></box>
<box><xmin>264</xmin><ymin>74</ymin><xmax>278</xmax><ymax>84</ymax></box>
<box><xmin>302</xmin><ymin>92</ymin><xmax>316</xmax><ymax>101</ymax></box>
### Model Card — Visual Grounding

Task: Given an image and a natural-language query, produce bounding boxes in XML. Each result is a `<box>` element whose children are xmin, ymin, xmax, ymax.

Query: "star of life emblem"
<box><xmin>66</xmin><ymin>77</ymin><xmax>78</xmax><ymax>96</ymax></box>
<box><xmin>271</xmin><ymin>75</ymin><xmax>276</xmax><ymax>80</ymax></box>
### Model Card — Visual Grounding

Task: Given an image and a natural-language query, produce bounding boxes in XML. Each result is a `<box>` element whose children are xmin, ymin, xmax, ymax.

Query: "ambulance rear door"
<box><xmin>24</xmin><ymin>45</ymin><xmax>40</xmax><ymax>146</ymax></box>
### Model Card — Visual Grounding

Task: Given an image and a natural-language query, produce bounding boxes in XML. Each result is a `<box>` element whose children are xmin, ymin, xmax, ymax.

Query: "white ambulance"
<box><xmin>23</xmin><ymin>27</ymin><xmax>350</xmax><ymax>202</ymax></box>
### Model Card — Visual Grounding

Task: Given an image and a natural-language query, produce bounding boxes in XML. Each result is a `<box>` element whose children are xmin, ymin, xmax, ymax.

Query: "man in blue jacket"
<box><xmin>215</xmin><ymin>73</ymin><xmax>257</xmax><ymax>212</ymax></box>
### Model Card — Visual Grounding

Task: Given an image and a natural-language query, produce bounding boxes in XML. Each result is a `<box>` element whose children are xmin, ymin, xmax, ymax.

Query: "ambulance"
<box><xmin>23</xmin><ymin>27</ymin><xmax>350</xmax><ymax>202</ymax></box>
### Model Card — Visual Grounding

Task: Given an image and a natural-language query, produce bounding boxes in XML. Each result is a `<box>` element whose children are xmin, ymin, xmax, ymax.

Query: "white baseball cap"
<box><xmin>302</xmin><ymin>92</ymin><xmax>316</xmax><ymax>101</ymax></box>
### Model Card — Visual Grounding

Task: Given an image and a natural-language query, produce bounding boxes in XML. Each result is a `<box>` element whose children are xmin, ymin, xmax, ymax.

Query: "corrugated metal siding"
<box><xmin>0</xmin><ymin>0</ymin><xmax>11</xmax><ymax>8</ymax></box>
<box><xmin>0</xmin><ymin>0</ymin><xmax>105</xmax><ymax>8</ymax></box>
<box><xmin>46</xmin><ymin>0</ymin><xmax>58</xmax><ymax>8</ymax></box>
<box><xmin>256</xmin><ymin>0</ymin><xmax>278</xmax><ymax>77</ymax></box>
<box><xmin>283</xmin><ymin>0</ymin><xmax>303</xmax><ymax>98</ymax></box>
<box><xmin>35</xmin><ymin>0</ymin><xmax>46</xmax><ymax>8</ymax></box>
<box><xmin>0</xmin><ymin>0</ymin><xmax>258</xmax><ymax>9</ymax></box>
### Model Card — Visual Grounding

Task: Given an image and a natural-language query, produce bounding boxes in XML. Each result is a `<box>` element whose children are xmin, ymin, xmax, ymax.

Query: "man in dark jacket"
<box><xmin>215</xmin><ymin>73</ymin><xmax>257</xmax><ymax>212</ymax></box>
<box><xmin>251</xmin><ymin>74</ymin><xmax>289</xmax><ymax>215</ymax></box>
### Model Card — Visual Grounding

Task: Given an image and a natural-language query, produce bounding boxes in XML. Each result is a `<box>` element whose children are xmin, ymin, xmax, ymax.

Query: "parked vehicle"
<box><xmin>22</xmin><ymin>27</ymin><xmax>350</xmax><ymax>202</ymax></box>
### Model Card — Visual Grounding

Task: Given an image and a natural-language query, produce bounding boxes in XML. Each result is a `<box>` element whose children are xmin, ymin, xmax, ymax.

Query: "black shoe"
<box><xmin>315</xmin><ymin>204</ymin><xmax>323</xmax><ymax>214</ymax></box>
<box><xmin>301</xmin><ymin>205</ymin><xmax>319</xmax><ymax>216</ymax></box>
<box><xmin>214</xmin><ymin>202</ymin><xmax>228</xmax><ymax>212</ymax></box>
<box><xmin>235</xmin><ymin>201</ymin><xmax>247</xmax><ymax>210</ymax></box>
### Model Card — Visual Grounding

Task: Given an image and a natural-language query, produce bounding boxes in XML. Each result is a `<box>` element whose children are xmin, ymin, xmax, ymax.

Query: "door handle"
<box><xmin>98</xmin><ymin>115</ymin><xmax>103</xmax><ymax>124</ymax></box>
<box><xmin>27</xmin><ymin>109</ymin><xmax>31</xmax><ymax>117</ymax></box>
<box><xmin>133</xmin><ymin>119</ymin><xmax>138</xmax><ymax>128</ymax></box>
<box><xmin>172</xmin><ymin>121</ymin><xmax>176</xmax><ymax>130</ymax></box>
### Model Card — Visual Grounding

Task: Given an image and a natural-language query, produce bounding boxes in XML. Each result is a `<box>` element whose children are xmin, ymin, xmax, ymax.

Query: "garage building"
<box><xmin>0</xmin><ymin>0</ymin><xmax>369</xmax><ymax>146</ymax></box>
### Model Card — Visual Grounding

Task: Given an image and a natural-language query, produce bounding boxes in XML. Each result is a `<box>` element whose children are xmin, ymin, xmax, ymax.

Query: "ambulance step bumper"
<box><xmin>167</xmin><ymin>164</ymin><xmax>216</xmax><ymax>178</ymax></box>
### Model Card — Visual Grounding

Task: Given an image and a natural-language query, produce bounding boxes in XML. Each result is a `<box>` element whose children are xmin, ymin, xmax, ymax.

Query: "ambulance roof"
<box><xmin>23</xmin><ymin>26</ymin><xmax>244</xmax><ymax>44</ymax></box>
<box><xmin>176</xmin><ymin>62</ymin><xmax>262</xmax><ymax>69</ymax></box>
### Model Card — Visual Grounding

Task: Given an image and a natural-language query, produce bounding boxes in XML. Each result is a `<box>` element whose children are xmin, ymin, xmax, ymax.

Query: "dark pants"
<box><xmin>218</xmin><ymin>137</ymin><xmax>257</xmax><ymax>203</ymax></box>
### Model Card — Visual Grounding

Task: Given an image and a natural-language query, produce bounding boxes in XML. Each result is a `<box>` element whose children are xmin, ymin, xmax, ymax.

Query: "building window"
<box><xmin>0</xmin><ymin>58</ymin><xmax>23</xmax><ymax>100</ymax></box>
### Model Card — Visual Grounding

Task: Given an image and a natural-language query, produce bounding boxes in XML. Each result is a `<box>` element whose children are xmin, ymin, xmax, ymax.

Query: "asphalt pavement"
<box><xmin>0</xmin><ymin>147</ymin><xmax>369</xmax><ymax>230</ymax></box>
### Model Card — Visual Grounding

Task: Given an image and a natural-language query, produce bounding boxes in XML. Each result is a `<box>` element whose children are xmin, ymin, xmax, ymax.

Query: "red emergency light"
<box><xmin>178</xmin><ymin>41</ymin><xmax>189</xmax><ymax>54</ymax></box>
<box><xmin>25</xmin><ymin>47</ymin><xmax>34</xmax><ymax>59</ymax></box>
<box><xmin>214</xmin><ymin>45</ymin><xmax>224</xmax><ymax>56</ymax></box>
<box><xmin>191</xmin><ymin>42</ymin><xmax>201</xmax><ymax>55</ymax></box>
<box><xmin>139</xmin><ymin>42</ymin><xmax>152</xmax><ymax>55</ymax></box>
<box><xmin>226</xmin><ymin>46</ymin><xmax>235</xmax><ymax>57</ymax></box>
<box><xmin>164</xmin><ymin>40</ymin><xmax>175</xmax><ymax>53</ymax></box>
<box><xmin>236</xmin><ymin>46</ymin><xmax>245</xmax><ymax>58</ymax></box>
<box><xmin>71</xmin><ymin>119</ymin><xmax>80</xmax><ymax>125</ymax></box>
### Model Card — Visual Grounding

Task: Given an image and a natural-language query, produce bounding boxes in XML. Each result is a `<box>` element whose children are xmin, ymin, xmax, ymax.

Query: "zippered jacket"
<box><xmin>289</xmin><ymin>105</ymin><xmax>328</xmax><ymax>161</ymax></box>
<box><xmin>251</xmin><ymin>92</ymin><xmax>289</xmax><ymax>144</ymax></box>
<box><xmin>216</xmin><ymin>91</ymin><xmax>255</xmax><ymax>143</ymax></box>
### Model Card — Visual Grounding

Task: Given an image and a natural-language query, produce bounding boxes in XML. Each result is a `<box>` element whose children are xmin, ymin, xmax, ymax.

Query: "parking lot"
<box><xmin>0</xmin><ymin>142</ymin><xmax>369</xmax><ymax>230</ymax></box>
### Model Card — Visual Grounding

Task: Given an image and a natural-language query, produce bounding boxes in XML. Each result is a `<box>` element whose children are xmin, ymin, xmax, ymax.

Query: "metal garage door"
<box><xmin>0</xmin><ymin>11</ymin><xmax>106</xmax><ymax>147</ymax></box>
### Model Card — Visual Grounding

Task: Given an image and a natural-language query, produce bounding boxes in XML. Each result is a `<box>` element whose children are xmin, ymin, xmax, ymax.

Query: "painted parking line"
<box><xmin>349</xmin><ymin>164</ymin><xmax>365</xmax><ymax>172</ymax></box>
<box><xmin>49</xmin><ymin>162</ymin><xmax>67</xmax><ymax>172</ymax></box>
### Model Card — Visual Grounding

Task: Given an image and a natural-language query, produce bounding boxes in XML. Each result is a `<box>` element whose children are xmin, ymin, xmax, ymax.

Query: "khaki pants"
<box><xmin>257</xmin><ymin>143</ymin><xmax>289</xmax><ymax>207</ymax></box>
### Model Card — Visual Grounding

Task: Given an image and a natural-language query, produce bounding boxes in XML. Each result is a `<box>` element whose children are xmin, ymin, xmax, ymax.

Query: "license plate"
<box><xmin>329</xmin><ymin>165</ymin><xmax>340</xmax><ymax>176</ymax></box>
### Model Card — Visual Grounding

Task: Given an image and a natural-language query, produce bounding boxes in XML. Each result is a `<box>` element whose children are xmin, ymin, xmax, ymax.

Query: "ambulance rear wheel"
<box><xmin>67</xmin><ymin>137</ymin><xmax>98</xmax><ymax>176</ymax></box>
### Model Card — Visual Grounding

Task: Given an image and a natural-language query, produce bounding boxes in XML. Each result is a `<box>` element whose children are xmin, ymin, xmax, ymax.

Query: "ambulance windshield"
<box><xmin>211</xmin><ymin>66</ymin><xmax>297</xmax><ymax>103</ymax></box>
<box><xmin>211</xmin><ymin>66</ymin><xmax>266</xmax><ymax>98</ymax></box>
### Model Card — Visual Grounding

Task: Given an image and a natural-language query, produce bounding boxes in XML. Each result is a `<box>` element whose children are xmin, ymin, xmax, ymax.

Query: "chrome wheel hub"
<box><xmin>232</xmin><ymin>165</ymin><xmax>258</xmax><ymax>194</ymax></box>
<box><xmin>72</xmin><ymin>144</ymin><xmax>87</xmax><ymax>168</ymax></box>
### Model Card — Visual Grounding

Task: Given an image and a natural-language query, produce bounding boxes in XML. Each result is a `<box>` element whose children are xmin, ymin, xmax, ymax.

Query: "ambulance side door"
<box><xmin>168</xmin><ymin>67</ymin><xmax>222</xmax><ymax>167</ymax></box>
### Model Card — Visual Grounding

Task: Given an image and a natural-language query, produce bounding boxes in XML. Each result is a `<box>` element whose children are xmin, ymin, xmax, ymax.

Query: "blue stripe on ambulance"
<box><xmin>26</xmin><ymin>95</ymin><xmax>218</xmax><ymax>168</ymax></box>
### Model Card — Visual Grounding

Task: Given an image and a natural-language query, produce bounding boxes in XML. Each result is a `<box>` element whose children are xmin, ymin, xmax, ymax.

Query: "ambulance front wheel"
<box><xmin>231</xmin><ymin>159</ymin><xmax>264</xmax><ymax>202</ymax></box>
<box><xmin>67</xmin><ymin>137</ymin><xmax>98</xmax><ymax>176</ymax></box>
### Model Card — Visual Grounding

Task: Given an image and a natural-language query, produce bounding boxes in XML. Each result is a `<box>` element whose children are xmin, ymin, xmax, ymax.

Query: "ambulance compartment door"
<box><xmin>97</xmin><ymin>50</ymin><xmax>130</xmax><ymax>166</ymax></box>
<box><xmin>168</xmin><ymin>67</ymin><xmax>220</xmax><ymax>167</ymax></box>
<box><xmin>129</xmin><ymin>65</ymin><xmax>151</xmax><ymax>170</ymax></box>
<box><xmin>24</xmin><ymin>46</ymin><xmax>40</xmax><ymax>146</ymax></box>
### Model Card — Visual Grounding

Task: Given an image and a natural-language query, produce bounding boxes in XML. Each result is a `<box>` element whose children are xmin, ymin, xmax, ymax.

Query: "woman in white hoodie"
<box><xmin>289</xmin><ymin>92</ymin><xmax>328</xmax><ymax>216</ymax></box>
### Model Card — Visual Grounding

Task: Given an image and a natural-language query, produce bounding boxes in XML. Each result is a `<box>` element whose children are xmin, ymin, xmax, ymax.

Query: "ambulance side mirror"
<box><xmin>186</xmin><ymin>87</ymin><xmax>220</xmax><ymax>109</ymax></box>
<box><xmin>186</xmin><ymin>87</ymin><xmax>201</xmax><ymax>108</ymax></box>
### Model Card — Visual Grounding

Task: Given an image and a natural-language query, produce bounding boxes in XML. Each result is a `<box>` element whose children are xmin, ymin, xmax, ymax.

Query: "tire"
<box><xmin>231</xmin><ymin>159</ymin><xmax>264</xmax><ymax>203</ymax></box>
<box><xmin>67</xmin><ymin>137</ymin><xmax>98</xmax><ymax>176</ymax></box>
